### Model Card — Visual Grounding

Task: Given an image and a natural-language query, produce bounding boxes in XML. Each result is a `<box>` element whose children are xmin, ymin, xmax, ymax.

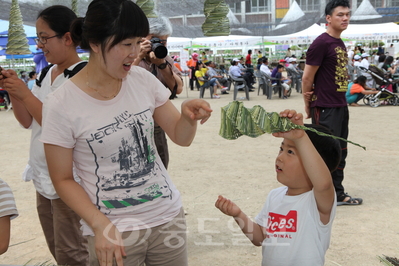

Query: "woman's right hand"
<box><xmin>93</xmin><ymin>222</ymin><xmax>126</xmax><ymax>266</ymax></box>
<box><xmin>1</xmin><ymin>69</ymin><xmax>32</xmax><ymax>101</ymax></box>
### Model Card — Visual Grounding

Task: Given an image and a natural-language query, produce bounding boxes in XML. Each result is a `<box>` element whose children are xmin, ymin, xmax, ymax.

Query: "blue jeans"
<box><xmin>209</xmin><ymin>78</ymin><xmax>217</xmax><ymax>87</ymax></box>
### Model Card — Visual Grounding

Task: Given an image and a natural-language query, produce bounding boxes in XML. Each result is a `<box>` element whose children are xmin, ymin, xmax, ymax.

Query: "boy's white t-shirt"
<box><xmin>255</xmin><ymin>186</ymin><xmax>336</xmax><ymax>266</ymax></box>
<box><xmin>40</xmin><ymin>66</ymin><xmax>181</xmax><ymax>236</ymax></box>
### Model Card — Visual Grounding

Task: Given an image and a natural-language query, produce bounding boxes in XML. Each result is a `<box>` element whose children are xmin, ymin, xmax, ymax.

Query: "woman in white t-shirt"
<box><xmin>40</xmin><ymin>1</ymin><xmax>212</xmax><ymax>265</ymax></box>
<box><xmin>1</xmin><ymin>5</ymin><xmax>89</xmax><ymax>265</ymax></box>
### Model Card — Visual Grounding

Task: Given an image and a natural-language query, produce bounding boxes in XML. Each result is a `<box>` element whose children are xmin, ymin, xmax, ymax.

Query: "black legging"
<box><xmin>189</xmin><ymin>67</ymin><xmax>197</xmax><ymax>90</ymax></box>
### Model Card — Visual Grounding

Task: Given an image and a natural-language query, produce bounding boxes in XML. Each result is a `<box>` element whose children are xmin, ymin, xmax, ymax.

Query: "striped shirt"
<box><xmin>0</xmin><ymin>178</ymin><xmax>18</xmax><ymax>220</ymax></box>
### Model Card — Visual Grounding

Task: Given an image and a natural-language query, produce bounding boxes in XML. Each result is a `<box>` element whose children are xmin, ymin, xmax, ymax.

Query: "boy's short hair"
<box><xmin>304</xmin><ymin>124</ymin><xmax>341</xmax><ymax>172</ymax></box>
<box><xmin>29</xmin><ymin>71</ymin><xmax>36</xmax><ymax>79</ymax></box>
<box><xmin>325</xmin><ymin>0</ymin><xmax>350</xmax><ymax>16</ymax></box>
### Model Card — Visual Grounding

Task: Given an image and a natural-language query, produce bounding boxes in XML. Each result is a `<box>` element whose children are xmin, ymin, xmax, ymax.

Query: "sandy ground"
<box><xmin>1</xmin><ymin>80</ymin><xmax>399</xmax><ymax>266</ymax></box>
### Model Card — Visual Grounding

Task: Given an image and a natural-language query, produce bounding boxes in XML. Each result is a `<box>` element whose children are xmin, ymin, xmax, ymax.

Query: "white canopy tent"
<box><xmin>264</xmin><ymin>24</ymin><xmax>326</xmax><ymax>45</ymax></box>
<box><xmin>341</xmin><ymin>22</ymin><xmax>399</xmax><ymax>41</ymax></box>
<box><xmin>165</xmin><ymin>22</ymin><xmax>399</xmax><ymax>66</ymax></box>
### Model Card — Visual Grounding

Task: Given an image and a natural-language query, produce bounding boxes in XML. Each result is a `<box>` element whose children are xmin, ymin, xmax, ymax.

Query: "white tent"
<box><xmin>190</xmin><ymin>35</ymin><xmax>262</xmax><ymax>49</ymax></box>
<box><xmin>341</xmin><ymin>22</ymin><xmax>399</xmax><ymax>40</ymax></box>
<box><xmin>265</xmin><ymin>24</ymin><xmax>326</xmax><ymax>45</ymax></box>
<box><xmin>351</xmin><ymin>0</ymin><xmax>382</xmax><ymax>21</ymax></box>
<box><xmin>167</xmin><ymin>37</ymin><xmax>192</xmax><ymax>51</ymax></box>
<box><xmin>275</xmin><ymin>1</ymin><xmax>306</xmax><ymax>30</ymax></box>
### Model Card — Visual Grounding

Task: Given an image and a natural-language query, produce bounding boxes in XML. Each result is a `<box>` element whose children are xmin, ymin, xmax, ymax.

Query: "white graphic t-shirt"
<box><xmin>40</xmin><ymin>66</ymin><xmax>181</xmax><ymax>236</ymax></box>
<box><xmin>255</xmin><ymin>186</ymin><xmax>336</xmax><ymax>266</ymax></box>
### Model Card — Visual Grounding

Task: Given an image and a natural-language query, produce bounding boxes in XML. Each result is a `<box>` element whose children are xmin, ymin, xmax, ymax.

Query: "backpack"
<box><xmin>35</xmin><ymin>61</ymin><xmax>87</xmax><ymax>87</ymax></box>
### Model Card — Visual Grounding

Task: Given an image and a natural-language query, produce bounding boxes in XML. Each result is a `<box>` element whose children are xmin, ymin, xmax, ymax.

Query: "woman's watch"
<box><xmin>157</xmin><ymin>62</ymin><xmax>168</xmax><ymax>69</ymax></box>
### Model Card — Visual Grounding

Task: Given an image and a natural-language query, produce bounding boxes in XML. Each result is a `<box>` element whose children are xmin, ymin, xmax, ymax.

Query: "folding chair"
<box><xmin>229</xmin><ymin>74</ymin><xmax>250</xmax><ymax>101</ymax></box>
<box><xmin>196</xmin><ymin>80</ymin><xmax>214</xmax><ymax>99</ymax></box>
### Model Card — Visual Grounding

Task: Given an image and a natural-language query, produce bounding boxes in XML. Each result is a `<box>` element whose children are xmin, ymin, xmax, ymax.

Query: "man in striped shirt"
<box><xmin>0</xmin><ymin>178</ymin><xmax>18</xmax><ymax>255</ymax></box>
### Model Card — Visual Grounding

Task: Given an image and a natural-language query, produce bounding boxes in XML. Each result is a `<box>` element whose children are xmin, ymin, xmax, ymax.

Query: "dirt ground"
<box><xmin>1</xmin><ymin>82</ymin><xmax>399</xmax><ymax>266</ymax></box>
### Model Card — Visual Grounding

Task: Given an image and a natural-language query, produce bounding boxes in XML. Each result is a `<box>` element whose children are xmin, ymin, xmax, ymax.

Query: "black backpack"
<box><xmin>35</xmin><ymin>61</ymin><xmax>87</xmax><ymax>87</ymax></box>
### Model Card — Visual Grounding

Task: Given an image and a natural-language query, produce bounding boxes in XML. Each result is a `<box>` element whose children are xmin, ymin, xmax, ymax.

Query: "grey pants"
<box><xmin>88</xmin><ymin>208</ymin><xmax>187</xmax><ymax>266</ymax></box>
<box><xmin>36</xmin><ymin>192</ymin><xmax>89</xmax><ymax>265</ymax></box>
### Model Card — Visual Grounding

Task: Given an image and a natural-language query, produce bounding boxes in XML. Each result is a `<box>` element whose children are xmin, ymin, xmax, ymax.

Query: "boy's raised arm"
<box><xmin>276</xmin><ymin>110</ymin><xmax>335</xmax><ymax>224</ymax></box>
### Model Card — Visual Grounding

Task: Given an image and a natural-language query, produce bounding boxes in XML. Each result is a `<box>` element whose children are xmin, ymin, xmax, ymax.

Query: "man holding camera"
<box><xmin>133</xmin><ymin>16</ymin><xmax>183</xmax><ymax>169</ymax></box>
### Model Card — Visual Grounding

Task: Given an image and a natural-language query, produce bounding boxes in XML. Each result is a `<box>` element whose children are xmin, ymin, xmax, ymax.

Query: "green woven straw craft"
<box><xmin>219</xmin><ymin>101</ymin><xmax>366</xmax><ymax>150</ymax></box>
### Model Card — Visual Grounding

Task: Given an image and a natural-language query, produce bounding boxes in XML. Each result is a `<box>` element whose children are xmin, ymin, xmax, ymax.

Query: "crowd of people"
<box><xmin>1</xmin><ymin>0</ymin><xmax>393</xmax><ymax>265</ymax></box>
<box><xmin>347</xmin><ymin>45</ymin><xmax>399</xmax><ymax>105</ymax></box>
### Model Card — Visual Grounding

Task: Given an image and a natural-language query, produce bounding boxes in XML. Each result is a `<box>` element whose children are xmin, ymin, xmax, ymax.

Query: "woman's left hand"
<box><xmin>181</xmin><ymin>99</ymin><xmax>212</xmax><ymax>124</ymax></box>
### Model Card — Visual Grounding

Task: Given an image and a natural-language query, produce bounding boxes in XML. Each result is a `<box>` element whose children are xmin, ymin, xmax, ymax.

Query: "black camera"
<box><xmin>150</xmin><ymin>37</ymin><xmax>168</xmax><ymax>59</ymax></box>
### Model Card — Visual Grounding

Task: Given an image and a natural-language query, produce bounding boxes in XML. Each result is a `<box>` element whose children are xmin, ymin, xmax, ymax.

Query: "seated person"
<box><xmin>195</xmin><ymin>61</ymin><xmax>226</xmax><ymax>98</ymax></box>
<box><xmin>382</xmin><ymin>56</ymin><xmax>397</xmax><ymax>76</ymax></box>
<box><xmin>272</xmin><ymin>64</ymin><xmax>291</xmax><ymax>99</ymax></box>
<box><xmin>286</xmin><ymin>58</ymin><xmax>303</xmax><ymax>77</ymax></box>
<box><xmin>0</xmin><ymin>71</ymin><xmax>11</xmax><ymax>109</ymax></box>
<box><xmin>205</xmin><ymin>61</ymin><xmax>229</xmax><ymax>92</ymax></box>
<box><xmin>259</xmin><ymin>58</ymin><xmax>271</xmax><ymax>76</ymax></box>
<box><xmin>346</xmin><ymin>75</ymin><xmax>378</xmax><ymax>106</ymax></box>
<box><xmin>229</xmin><ymin>58</ymin><xmax>255</xmax><ymax>90</ymax></box>
<box><xmin>376</xmin><ymin>54</ymin><xmax>386</xmax><ymax>69</ymax></box>
<box><xmin>271</xmin><ymin>59</ymin><xmax>287</xmax><ymax>77</ymax></box>
<box><xmin>0</xmin><ymin>178</ymin><xmax>19</xmax><ymax>255</ymax></box>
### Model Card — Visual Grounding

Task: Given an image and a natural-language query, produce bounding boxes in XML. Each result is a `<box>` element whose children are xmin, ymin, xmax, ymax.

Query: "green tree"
<box><xmin>6</xmin><ymin>0</ymin><xmax>31</xmax><ymax>55</ymax></box>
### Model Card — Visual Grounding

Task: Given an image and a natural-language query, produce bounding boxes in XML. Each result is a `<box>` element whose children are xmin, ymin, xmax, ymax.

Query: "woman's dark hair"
<box><xmin>195</xmin><ymin>61</ymin><xmax>203</xmax><ymax>71</ymax></box>
<box><xmin>384</xmin><ymin>55</ymin><xmax>394</xmax><ymax>66</ymax></box>
<box><xmin>378</xmin><ymin>54</ymin><xmax>386</xmax><ymax>63</ymax></box>
<box><xmin>325</xmin><ymin>0</ymin><xmax>350</xmax><ymax>16</ymax></box>
<box><xmin>354</xmin><ymin>75</ymin><xmax>367</xmax><ymax>87</ymax></box>
<box><xmin>304</xmin><ymin>124</ymin><xmax>341</xmax><ymax>173</ymax></box>
<box><xmin>37</xmin><ymin>5</ymin><xmax>78</xmax><ymax>46</ymax></box>
<box><xmin>70</xmin><ymin>0</ymin><xmax>149</xmax><ymax>56</ymax></box>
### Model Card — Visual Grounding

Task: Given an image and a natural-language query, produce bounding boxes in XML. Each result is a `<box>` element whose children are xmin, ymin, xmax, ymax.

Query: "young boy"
<box><xmin>0</xmin><ymin>178</ymin><xmax>19</xmax><ymax>255</ymax></box>
<box><xmin>215</xmin><ymin>109</ymin><xmax>341</xmax><ymax>266</ymax></box>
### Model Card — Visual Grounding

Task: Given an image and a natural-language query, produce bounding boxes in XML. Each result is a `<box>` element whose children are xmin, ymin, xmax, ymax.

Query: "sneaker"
<box><xmin>283</xmin><ymin>96</ymin><xmax>288</xmax><ymax>99</ymax></box>
<box><xmin>212</xmin><ymin>95</ymin><xmax>221</xmax><ymax>99</ymax></box>
<box><xmin>221</xmin><ymin>86</ymin><xmax>228</xmax><ymax>91</ymax></box>
<box><xmin>222</xmin><ymin>91</ymin><xmax>229</xmax><ymax>94</ymax></box>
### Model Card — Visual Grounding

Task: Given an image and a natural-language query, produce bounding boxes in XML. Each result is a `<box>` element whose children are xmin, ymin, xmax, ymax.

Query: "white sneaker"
<box><xmin>212</xmin><ymin>95</ymin><xmax>221</xmax><ymax>99</ymax></box>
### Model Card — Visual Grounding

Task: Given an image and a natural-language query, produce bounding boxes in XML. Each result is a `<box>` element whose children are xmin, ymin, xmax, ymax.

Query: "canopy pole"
<box><xmin>185</xmin><ymin>39</ymin><xmax>193</xmax><ymax>99</ymax></box>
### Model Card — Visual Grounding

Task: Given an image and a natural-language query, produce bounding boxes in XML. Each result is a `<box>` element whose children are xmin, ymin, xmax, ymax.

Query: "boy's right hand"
<box><xmin>272</xmin><ymin>110</ymin><xmax>305</xmax><ymax>140</ymax></box>
<box><xmin>215</xmin><ymin>195</ymin><xmax>241</xmax><ymax>217</ymax></box>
